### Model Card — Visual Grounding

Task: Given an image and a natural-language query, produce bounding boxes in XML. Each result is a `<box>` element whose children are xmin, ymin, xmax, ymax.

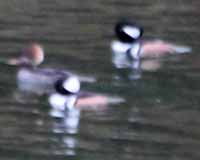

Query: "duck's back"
<box><xmin>17</xmin><ymin>68</ymin><xmax>71</xmax><ymax>94</ymax></box>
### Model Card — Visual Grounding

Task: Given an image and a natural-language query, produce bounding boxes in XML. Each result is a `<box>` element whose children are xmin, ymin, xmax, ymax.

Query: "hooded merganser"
<box><xmin>49</xmin><ymin>76</ymin><xmax>81</xmax><ymax>135</ymax></box>
<box><xmin>49</xmin><ymin>76</ymin><xmax>124</xmax><ymax>114</ymax></box>
<box><xmin>111</xmin><ymin>21</ymin><xmax>192</xmax><ymax>69</ymax></box>
<box><xmin>6</xmin><ymin>43</ymin><xmax>95</xmax><ymax>94</ymax></box>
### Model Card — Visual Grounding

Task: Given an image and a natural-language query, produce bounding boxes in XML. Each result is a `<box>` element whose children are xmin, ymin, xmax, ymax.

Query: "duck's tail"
<box><xmin>78</xmin><ymin>75</ymin><xmax>96</xmax><ymax>83</ymax></box>
<box><xmin>171</xmin><ymin>45</ymin><xmax>192</xmax><ymax>54</ymax></box>
<box><xmin>107</xmin><ymin>96</ymin><xmax>125</xmax><ymax>104</ymax></box>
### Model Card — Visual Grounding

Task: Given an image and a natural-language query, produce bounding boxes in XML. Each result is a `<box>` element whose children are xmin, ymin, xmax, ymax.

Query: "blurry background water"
<box><xmin>0</xmin><ymin>0</ymin><xmax>200</xmax><ymax>159</ymax></box>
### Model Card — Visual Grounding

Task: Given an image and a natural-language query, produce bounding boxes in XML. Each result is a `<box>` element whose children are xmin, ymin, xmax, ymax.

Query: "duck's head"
<box><xmin>115</xmin><ymin>20</ymin><xmax>143</xmax><ymax>43</ymax></box>
<box><xmin>55</xmin><ymin>76</ymin><xmax>81</xmax><ymax>95</ymax></box>
<box><xmin>49</xmin><ymin>76</ymin><xmax>81</xmax><ymax>113</ymax></box>
<box><xmin>8</xmin><ymin>43</ymin><xmax>44</xmax><ymax>67</ymax></box>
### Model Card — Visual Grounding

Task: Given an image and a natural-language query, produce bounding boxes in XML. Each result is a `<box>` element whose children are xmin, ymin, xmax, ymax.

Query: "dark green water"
<box><xmin>0</xmin><ymin>0</ymin><xmax>200</xmax><ymax>159</ymax></box>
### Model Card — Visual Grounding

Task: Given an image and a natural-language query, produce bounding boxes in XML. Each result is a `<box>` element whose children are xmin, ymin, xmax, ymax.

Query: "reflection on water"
<box><xmin>0</xmin><ymin>0</ymin><xmax>199</xmax><ymax>160</ymax></box>
<box><xmin>51</xmin><ymin>107</ymin><xmax>80</xmax><ymax>156</ymax></box>
<box><xmin>113</xmin><ymin>59</ymin><xmax>164</xmax><ymax>80</ymax></box>
<box><xmin>50</xmin><ymin>104</ymin><xmax>81</xmax><ymax>134</ymax></box>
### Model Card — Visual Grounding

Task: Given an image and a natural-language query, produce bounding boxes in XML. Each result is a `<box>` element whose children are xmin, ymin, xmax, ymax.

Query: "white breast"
<box><xmin>111</xmin><ymin>41</ymin><xmax>131</xmax><ymax>53</ymax></box>
<box><xmin>111</xmin><ymin>40</ymin><xmax>141</xmax><ymax>68</ymax></box>
<box><xmin>48</xmin><ymin>94</ymin><xmax>77</xmax><ymax>111</ymax></box>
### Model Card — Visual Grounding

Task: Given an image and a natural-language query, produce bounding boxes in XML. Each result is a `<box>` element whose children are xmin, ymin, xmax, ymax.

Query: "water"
<box><xmin>0</xmin><ymin>0</ymin><xmax>200</xmax><ymax>159</ymax></box>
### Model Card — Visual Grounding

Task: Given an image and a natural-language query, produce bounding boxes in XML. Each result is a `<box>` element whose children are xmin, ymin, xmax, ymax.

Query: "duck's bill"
<box><xmin>6</xmin><ymin>58</ymin><xmax>21</xmax><ymax>66</ymax></box>
<box><xmin>0</xmin><ymin>58</ymin><xmax>20</xmax><ymax>65</ymax></box>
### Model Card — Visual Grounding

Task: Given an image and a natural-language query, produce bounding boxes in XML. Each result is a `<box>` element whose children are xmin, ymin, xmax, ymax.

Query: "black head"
<box><xmin>55</xmin><ymin>77</ymin><xmax>80</xmax><ymax>95</ymax></box>
<box><xmin>115</xmin><ymin>20</ymin><xmax>143</xmax><ymax>43</ymax></box>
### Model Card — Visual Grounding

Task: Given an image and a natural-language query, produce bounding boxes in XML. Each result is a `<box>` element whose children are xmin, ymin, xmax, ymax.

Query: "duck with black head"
<box><xmin>111</xmin><ymin>20</ymin><xmax>192</xmax><ymax>69</ymax></box>
<box><xmin>49</xmin><ymin>76</ymin><xmax>125</xmax><ymax>115</ymax></box>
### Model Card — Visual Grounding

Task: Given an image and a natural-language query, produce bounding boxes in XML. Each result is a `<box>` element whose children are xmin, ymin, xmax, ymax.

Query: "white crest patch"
<box><xmin>123</xmin><ymin>26</ymin><xmax>141</xmax><ymax>39</ymax></box>
<box><xmin>63</xmin><ymin>76</ymin><xmax>80</xmax><ymax>94</ymax></box>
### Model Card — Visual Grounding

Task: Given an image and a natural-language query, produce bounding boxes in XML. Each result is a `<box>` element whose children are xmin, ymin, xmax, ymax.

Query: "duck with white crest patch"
<box><xmin>111</xmin><ymin>20</ymin><xmax>192</xmax><ymax>69</ymax></box>
<box><xmin>49</xmin><ymin>76</ymin><xmax>81</xmax><ymax>135</ymax></box>
<box><xmin>49</xmin><ymin>75</ymin><xmax>125</xmax><ymax>117</ymax></box>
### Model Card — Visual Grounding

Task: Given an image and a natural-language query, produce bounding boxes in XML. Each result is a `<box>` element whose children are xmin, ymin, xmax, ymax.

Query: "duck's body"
<box><xmin>17</xmin><ymin>67</ymin><xmax>73</xmax><ymax>94</ymax></box>
<box><xmin>76</xmin><ymin>91</ymin><xmax>111</xmax><ymax>109</ymax></box>
<box><xmin>49</xmin><ymin>91</ymin><xmax>110</xmax><ymax>112</ymax></box>
<box><xmin>49</xmin><ymin>77</ymin><xmax>124</xmax><ymax>114</ymax></box>
<box><xmin>111</xmin><ymin>40</ymin><xmax>140</xmax><ymax>68</ymax></box>
<box><xmin>111</xmin><ymin>21</ymin><xmax>192</xmax><ymax>69</ymax></box>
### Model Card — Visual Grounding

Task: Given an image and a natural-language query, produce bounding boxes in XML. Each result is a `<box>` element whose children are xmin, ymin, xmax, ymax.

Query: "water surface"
<box><xmin>0</xmin><ymin>0</ymin><xmax>200</xmax><ymax>160</ymax></box>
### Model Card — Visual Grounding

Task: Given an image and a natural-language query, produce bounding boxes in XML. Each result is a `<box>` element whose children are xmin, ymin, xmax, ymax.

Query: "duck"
<box><xmin>6</xmin><ymin>43</ymin><xmax>95</xmax><ymax>95</ymax></box>
<box><xmin>111</xmin><ymin>20</ymin><xmax>192</xmax><ymax>69</ymax></box>
<box><xmin>49</xmin><ymin>76</ymin><xmax>81</xmax><ymax>133</ymax></box>
<box><xmin>49</xmin><ymin>76</ymin><xmax>124</xmax><ymax>115</ymax></box>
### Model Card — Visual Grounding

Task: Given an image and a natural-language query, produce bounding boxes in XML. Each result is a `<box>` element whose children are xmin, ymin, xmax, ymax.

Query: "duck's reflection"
<box><xmin>50</xmin><ymin>106</ymin><xmax>80</xmax><ymax>156</ymax></box>
<box><xmin>50</xmin><ymin>105</ymin><xmax>80</xmax><ymax>134</ymax></box>
<box><xmin>114</xmin><ymin>58</ymin><xmax>162</xmax><ymax>80</ymax></box>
